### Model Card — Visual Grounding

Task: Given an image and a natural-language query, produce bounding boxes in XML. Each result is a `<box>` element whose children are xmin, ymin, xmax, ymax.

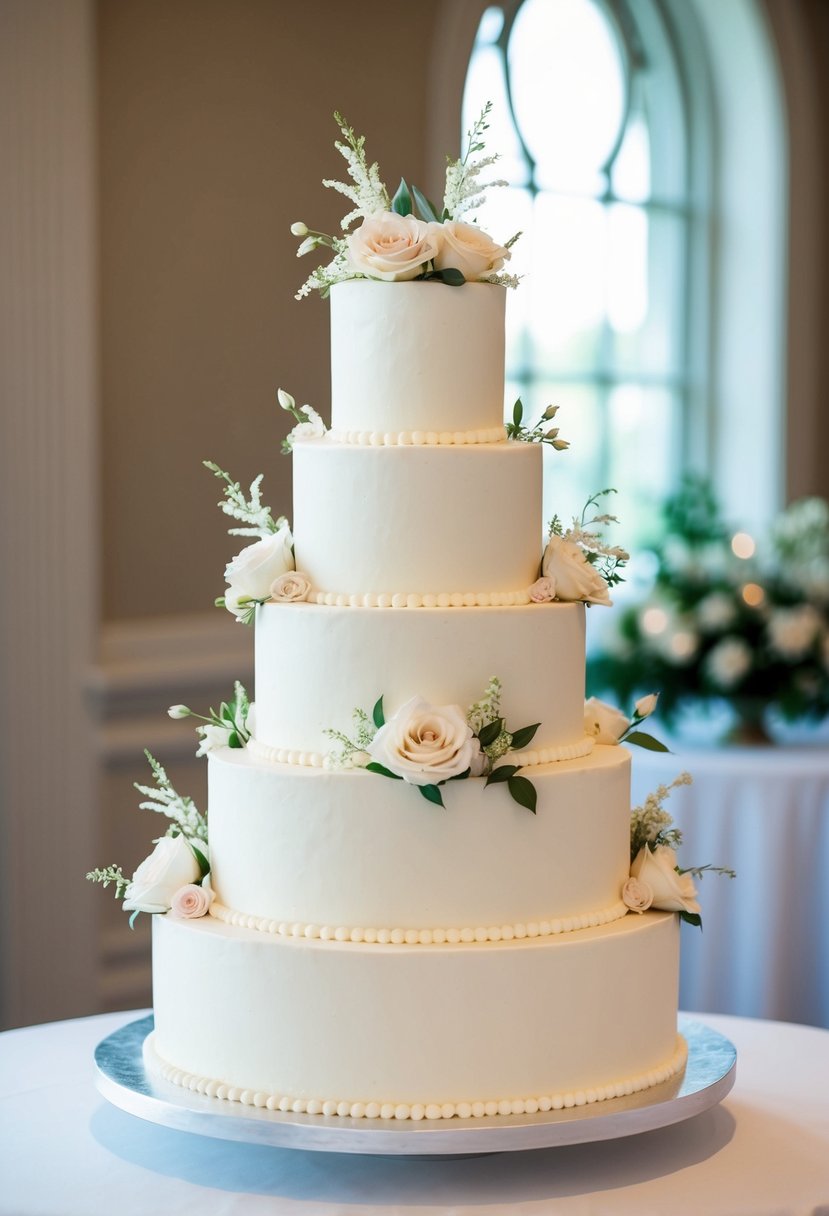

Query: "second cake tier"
<box><xmin>207</xmin><ymin>744</ymin><xmax>631</xmax><ymax>935</ymax></box>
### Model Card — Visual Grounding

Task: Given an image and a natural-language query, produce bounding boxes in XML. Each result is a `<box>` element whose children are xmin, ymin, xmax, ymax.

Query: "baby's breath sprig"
<box><xmin>323</xmin><ymin>705</ymin><xmax>379</xmax><ymax>769</ymax></box>
<box><xmin>85</xmin><ymin>865</ymin><xmax>130</xmax><ymax>898</ymax></box>
<box><xmin>322</xmin><ymin>111</ymin><xmax>390</xmax><ymax>230</ymax></box>
<box><xmin>506</xmin><ymin>399</ymin><xmax>570</xmax><ymax>451</ymax></box>
<box><xmin>134</xmin><ymin>750</ymin><xmax>208</xmax><ymax>845</ymax></box>
<box><xmin>443</xmin><ymin>102</ymin><xmax>508</xmax><ymax>221</ymax></box>
<box><xmin>629</xmin><ymin>772</ymin><xmax>692</xmax><ymax>860</ymax></box>
<box><xmin>203</xmin><ymin>460</ymin><xmax>285</xmax><ymax>537</ymax></box>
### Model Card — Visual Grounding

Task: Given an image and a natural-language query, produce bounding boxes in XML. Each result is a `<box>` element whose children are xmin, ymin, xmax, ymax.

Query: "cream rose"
<box><xmin>367</xmin><ymin>695</ymin><xmax>477</xmax><ymax>786</ymax></box>
<box><xmin>224</xmin><ymin>524</ymin><xmax>294</xmax><ymax>609</ymax></box>
<box><xmin>269</xmin><ymin>571</ymin><xmax>311</xmax><ymax>603</ymax></box>
<box><xmin>621</xmin><ymin>876</ymin><xmax>653</xmax><ymax>914</ymax></box>
<box><xmin>346</xmin><ymin>212</ymin><xmax>442</xmax><ymax>282</ymax></box>
<box><xmin>122</xmin><ymin>834</ymin><xmax>201</xmax><ymax>915</ymax></box>
<box><xmin>529</xmin><ymin>576</ymin><xmax>556</xmax><ymax>603</ymax></box>
<box><xmin>629</xmin><ymin>845</ymin><xmax>700</xmax><ymax>915</ymax></box>
<box><xmin>584</xmin><ymin>696</ymin><xmax>630</xmax><ymax>744</ymax></box>
<box><xmin>541</xmin><ymin>535</ymin><xmax>612</xmax><ymax>606</ymax></box>
<box><xmin>430</xmin><ymin>219</ymin><xmax>510</xmax><ymax>280</ymax></box>
<box><xmin>170</xmin><ymin>882</ymin><xmax>214</xmax><ymax>919</ymax></box>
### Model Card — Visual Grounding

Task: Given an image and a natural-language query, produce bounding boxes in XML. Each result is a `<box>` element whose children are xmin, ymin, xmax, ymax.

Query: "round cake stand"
<box><xmin>94</xmin><ymin>1015</ymin><xmax>736</xmax><ymax>1157</ymax></box>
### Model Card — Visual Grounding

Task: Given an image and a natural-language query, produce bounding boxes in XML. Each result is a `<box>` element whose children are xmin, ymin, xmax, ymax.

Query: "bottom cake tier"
<box><xmin>148</xmin><ymin>910</ymin><xmax>684</xmax><ymax>1119</ymax></box>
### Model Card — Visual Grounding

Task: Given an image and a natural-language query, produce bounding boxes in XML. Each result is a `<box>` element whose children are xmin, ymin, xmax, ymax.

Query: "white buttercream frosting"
<box><xmin>245</xmin><ymin>733</ymin><xmax>594</xmax><ymax>770</ymax></box>
<box><xmin>324</xmin><ymin>425</ymin><xmax>507</xmax><ymax>447</ymax></box>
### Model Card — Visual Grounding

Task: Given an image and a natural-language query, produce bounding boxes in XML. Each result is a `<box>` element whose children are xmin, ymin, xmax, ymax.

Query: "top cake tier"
<box><xmin>329</xmin><ymin>281</ymin><xmax>507</xmax><ymax>438</ymax></box>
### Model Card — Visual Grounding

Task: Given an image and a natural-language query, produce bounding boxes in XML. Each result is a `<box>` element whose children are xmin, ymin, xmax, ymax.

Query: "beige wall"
<box><xmin>98</xmin><ymin>0</ymin><xmax>445</xmax><ymax>621</ymax></box>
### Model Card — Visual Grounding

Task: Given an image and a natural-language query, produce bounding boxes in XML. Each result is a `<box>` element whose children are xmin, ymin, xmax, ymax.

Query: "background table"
<box><xmin>630</xmin><ymin>744</ymin><xmax>829</xmax><ymax>1028</ymax></box>
<box><xmin>1</xmin><ymin>1009</ymin><xmax>828</xmax><ymax>1215</ymax></box>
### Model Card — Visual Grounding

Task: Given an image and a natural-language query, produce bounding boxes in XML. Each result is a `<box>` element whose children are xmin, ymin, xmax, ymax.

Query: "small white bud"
<box><xmin>168</xmin><ymin>705</ymin><xmax>190</xmax><ymax>719</ymax></box>
<box><xmin>290</xmin><ymin>221</ymin><xmax>308</xmax><ymax>236</ymax></box>
<box><xmin>277</xmin><ymin>388</ymin><xmax>296</xmax><ymax>412</ymax></box>
<box><xmin>634</xmin><ymin>693</ymin><xmax>659</xmax><ymax>719</ymax></box>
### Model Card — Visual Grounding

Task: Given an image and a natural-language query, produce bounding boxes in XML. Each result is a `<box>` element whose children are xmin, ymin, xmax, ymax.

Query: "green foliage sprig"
<box><xmin>549</xmin><ymin>489</ymin><xmax>629</xmax><ymax>589</ymax></box>
<box><xmin>85</xmin><ymin>865</ymin><xmax>130</xmax><ymax>899</ymax></box>
<box><xmin>506</xmin><ymin>399</ymin><xmax>570</xmax><ymax>451</ymax></box>
<box><xmin>135</xmin><ymin>750</ymin><xmax>208</xmax><ymax>846</ymax></box>
<box><xmin>169</xmin><ymin>681</ymin><xmax>251</xmax><ymax>754</ymax></box>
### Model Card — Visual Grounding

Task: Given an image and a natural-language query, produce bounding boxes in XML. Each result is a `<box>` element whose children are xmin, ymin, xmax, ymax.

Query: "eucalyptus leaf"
<box><xmin>372</xmin><ymin>696</ymin><xmax>385</xmax><ymax>729</ymax></box>
<box><xmin>624</xmin><ymin>730</ymin><xmax>670</xmax><ymax>753</ymax></box>
<box><xmin>507</xmin><ymin>775</ymin><xmax>537</xmax><ymax>814</ymax></box>
<box><xmin>477</xmin><ymin>718</ymin><xmax>504</xmax><ymax>748</ymax></box>
<box><xmin>365</xmin><ymin>761</ymin><xmax>403</xmax><ymax>780</ymax></box>
<box><xmin>485</xmin><ymin>764</ymin><xmax>520</xmax><ymax>786</ymax></box>
<box><xmin>419</xmin><ymin>783</ymin><xmax>445</xmax><ymax>807</ymax></box>
<box><xmin>391</xmin><ymin>177</ymin><xmax>412</xmax><ymax>217</ymax></box>
<box><xmin>410</xmin><ymin>183</ymin><xmax>440</xmax><ymax>223</ymax></box>
<box><xmin>509</xmin><ymin>722</ymin><xmax>540</xmax><ymax>750</ymax></box>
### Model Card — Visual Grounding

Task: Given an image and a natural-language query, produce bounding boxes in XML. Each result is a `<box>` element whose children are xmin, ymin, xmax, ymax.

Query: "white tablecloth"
<box><xmin>1</xmin><ymin>1009</ymin><xmax>828</xmax><ymax>1215</ymax></box>
<box><xmin>630</xmin><ymin>744</ymin><xmax>829</xmax><ymax>1028</ymax></box>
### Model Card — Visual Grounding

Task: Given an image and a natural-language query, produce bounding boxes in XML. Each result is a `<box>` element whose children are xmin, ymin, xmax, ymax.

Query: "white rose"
<box><xmin>270</xmin><ymin>571</ymin><xmax>311</xmax><ymax>603</ymax></box>
<box><xmin>170</xmin><ymin>882</ymin><xmax>214</xmax><ymax>919</ymax></box>
<box><xmin>766</xmin><ymin>604</ymin><xmax>822</xmax><ymax>659</ymax></box>
<box><xmin>705</xmin><ymin>636</ymin><xmax>752</xmax><ymax>688</ymax></box>
<box><xmin>346</xmin><ymin>212</ymin><xmax>442</xmax><ymax>282</ymax></box>
<box><xmin>621</xmin><ymin>876</ymin><xmax>653</xmax><ymax>914</ymax></box>
<box><xmin>224</xmin><ymin>524</ymin><xmax>294</xmax><ymax>603</ymax></box>
<box><xmin>541</xmin><ymin>535</ymin><xmax>612</xmax><ymax>606</ymax></box>
<box><xmin>122</xmin><ymin>834</ymin><xmax>201</xmax><ymax>915</ymax></box>
<box><xmin>429</xmin><ymin>220</ymin><xmax>509</xmax><ymax>280</ymax></box>
<box><xmin>195</xmin><ymin>722</ymin><xmax>230</xmax><ymax>757</ymax></box>
<box><xmin>528</xmin><ymin>576</ymin><xmax>556</xmax><ymax>603</ymax></box>
<box><xmin>367</xmin><ymin>695</ymin><xmax>476</xmax><ymax>786</ymax></box>
<box><xmin>634</xmin><ymin>692</ymin><xmax>659</xmax><ymax>719</ymax></box>
<box><xmin>584</xmin><ymin>696</ymin><xmax>630</xmax><ymax>744</ymax></box>
<box><xmin>630</xmin><ymin>845</ymin><xmax>700</xmax><ymax>915</ymax></box>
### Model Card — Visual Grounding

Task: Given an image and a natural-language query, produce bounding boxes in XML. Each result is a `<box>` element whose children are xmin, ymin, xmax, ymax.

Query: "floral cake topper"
<box><xmin>292</xmin><ymin>105</ymin><xmax>520</xmax><ymax>299</ymax></box>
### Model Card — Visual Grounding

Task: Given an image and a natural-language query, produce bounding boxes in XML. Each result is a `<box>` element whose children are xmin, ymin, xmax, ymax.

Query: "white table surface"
<box><xmin>1</xmin><ymin>1009</ymin><xmax>828</xmax><ymax>1215</ymax></box>
<box><xmin>630</xmin><ymin>744</ymin><xmax>829</xmax><ymax>1029</ymax></box>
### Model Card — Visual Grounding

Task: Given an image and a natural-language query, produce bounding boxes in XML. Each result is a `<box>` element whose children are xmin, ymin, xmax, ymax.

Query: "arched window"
<box><xmin>461</xmin><ymin>0</ymin><xmax>785</xmax><ymax>544</ymax></box>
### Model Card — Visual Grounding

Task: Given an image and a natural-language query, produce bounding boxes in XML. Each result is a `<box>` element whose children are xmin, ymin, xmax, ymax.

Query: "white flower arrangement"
<box><xmin>626</xmin><ymin>773</ymin><xmax>735</xmax><ymax>927</ymax></box>
<box><xmin>293</xmin><ymin>105</ymin><xmax>520</xmax><ymax>299</ymax></box>
<box><xmin>589</xmin><ymin>479</ymin><xmax>829</xmax><ymax>730</ymax></box>
<box><xmin>277</xmin><ymin>388</ymin><xmax>326</xmax><ymax>454</ymax></box>
<box><xmin>87</xmin><ymin>751</ymin><xmax>210</xmax><ymax>925</ymax></box>
<box><xmin>325</xmin><ymin>677</ymin><xmax>540</xmax><ymax>811</ymax></box>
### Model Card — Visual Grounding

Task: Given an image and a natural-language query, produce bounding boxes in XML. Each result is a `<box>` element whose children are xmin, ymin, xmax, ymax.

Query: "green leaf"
<box><xmin>422</xmin><ymin>267</ymin><xmax>465</xmax><ymax>287</ymax></box>
<box><xmin>477</xmin><ymin>718</ymin><xmax>504</xmax><ymax>748</ymax></box>
<box><xmin>410</xmin><ymin>183</ymin><xmax>440</xmax><ymax>223</ymax></box>
<box><xmin>391</xmin><ymin>177</ymin><xmax>412</xmax><ymax>217</ymax></box>
<box><xmin>512</xmin><ymin>398</ymin><xmax>523</xmax><ymax>429</ymax></box>
<box><xmin>509</xmin><ymin>722</ymin><xmax>540</xmax><ymax>750</ymax></box>
<box><xmin>447</xmin><ymin>767</ymin><xmax>471</xmax><ymax>782</ymax></box>
<box><xmin>485</xmin><ymin>764</ymin><xmax>520</xmax><ymax>786</ymax></box>
<box><xmin>365</xmin><ymin>761</ymin><xmax>403</xmax><ymax>780</ymax></box>
<box><xmin>508</xmin><ymin>775</ymin><xmax>537</xmax><ymax>814</ymax></box>
<box><xmin>129</xmin><ymin>909</ymin><xmax>141</xmax><ymax>930</ymax></box>
<box><xmin>219</xmin><ymin>701</ymin><xmax>233</xmax><ymax>722</ymax></box>
<box><xmin>623</xmin><ymin>730</ymin><xmax>671</xmax><ymax>753</ymax></box>
<box><xmin>372</xmin><ymin>696</ymin><xmax>385</xmax><ymax>729</ymax></box>
<box><xmin>419</xmin><ymin>784</ymin><xmax>445</xmax><ymax>807</ymax></box>
<box><xmin>227</xmin><ymin>731</ymin><xmax>240</xmax><ymax>748</ymax></box>
<box><xmin>679</xmin><ymin>910</ymin><xmax>702</xmax><ymax>930</ymax></box>
<box><xmin>190</xmin><ymin>844</ymin><xmax>211</xmax><ymax>880</ymax></box>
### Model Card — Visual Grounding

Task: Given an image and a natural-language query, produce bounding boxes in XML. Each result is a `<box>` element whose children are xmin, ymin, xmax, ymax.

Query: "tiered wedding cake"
<box><xmin>92</xmin><ymin>113</ymin><xmax>699</xmax><ymax>1122</ymax></box>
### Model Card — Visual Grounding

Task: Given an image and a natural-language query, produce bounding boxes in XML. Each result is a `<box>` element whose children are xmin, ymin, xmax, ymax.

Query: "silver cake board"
<box><xmin>94</xmin><ymin>1015</ymin><xmax>736</xmax><ymax>1156</ymax></box>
